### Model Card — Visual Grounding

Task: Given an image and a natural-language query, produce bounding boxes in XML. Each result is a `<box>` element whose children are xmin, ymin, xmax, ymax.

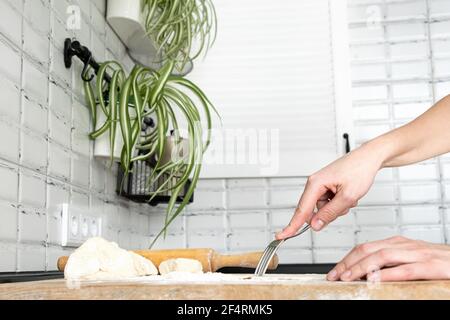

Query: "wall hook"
<box><xmin>64</xmin><ymin>38</ymin><xmax>110</xmax><ymax>83</ymax></box>
<box><xmin>81</xmin><ymin>54</ymin><xmax>95</xmax><ymax>82</ymax></box>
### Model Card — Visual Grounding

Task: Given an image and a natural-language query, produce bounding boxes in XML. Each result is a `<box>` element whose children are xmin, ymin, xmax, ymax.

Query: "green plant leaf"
<box><xmin>109</xmin><ymin>69</ymin><xmax>124</xmax><ymax>165</ymax></box>
<box><xmin>118</xmin><ymin>70</ymin><xmax>135</xmax><ymax>172</ymax></box>
<box><xmin>83</xmin><ymin>75</ymin><xmax>97</xmax><ymax>129</ymax></box>
<box><xmin>143</xmin><ymin>0</ymin><xmax>217</xmax><ymax>70</ymax></box>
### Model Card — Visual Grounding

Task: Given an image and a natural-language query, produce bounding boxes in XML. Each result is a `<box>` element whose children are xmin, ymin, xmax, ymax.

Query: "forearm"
<box><xmin>362</xmin><ymin>95</ymin><xmax>450</xmax><ymax>169</ymax></box>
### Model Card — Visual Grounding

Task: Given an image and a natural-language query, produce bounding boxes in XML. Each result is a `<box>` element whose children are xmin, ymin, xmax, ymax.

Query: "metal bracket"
<box><xmin>64</xmin><ymin>38</ymin><xmax>110</xmax><ymax>83</ymax></box>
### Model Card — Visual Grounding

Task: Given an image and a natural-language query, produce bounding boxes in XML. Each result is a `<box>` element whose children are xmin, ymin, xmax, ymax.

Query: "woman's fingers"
<box><xmin>328</xmin><ymin>237</ymin><xmax>450</xmax><ymax>282</ymax></box>
<box><xmin>310</xmin><ymin>190</ymin><xmax>357</xmax><ymax>231</ymax></box>
<box><xmin>327</xmin><ymin>236</ymin><xmax>409</xmax><ymax>281</ymax></box>
<box><xmin>340</xmin><ymin>249</ymin><xmax>424</xmax><ymax>282</ymax></box>
<box><xmin>368</xmin><ymin>263</ymin><xmax>429</xmax><ymax>282</ymax></box>
<box><xmin>276</xmin><ymin>179</ymin><xmax>325</xmax><ymax>239</ymax></box>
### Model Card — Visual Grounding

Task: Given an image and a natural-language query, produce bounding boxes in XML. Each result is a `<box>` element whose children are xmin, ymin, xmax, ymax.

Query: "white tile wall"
<box><xmin>346</xmin><ymin>0</ymin><xmax>449</xmax><ymax>249</ymax></box>
<box><xmin>0</xmin><ymin>0</ymin><xmax>156</xmax><ymax>272</ymax></box>
<box><xmin>1</xmin><ymin>0</ymin><xmax>450</xmax><ymax>272</ymax></box>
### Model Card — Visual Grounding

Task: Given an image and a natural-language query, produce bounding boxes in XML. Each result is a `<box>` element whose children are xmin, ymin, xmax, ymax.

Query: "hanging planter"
<box><xmin>64</xmin><ymin>38</ymin><xmax>218</xmax><ymax>246</ymax></box>
<box><xmin>107</xmin><ymin>0</ymin><xmax>217</xmax><ymax>73</ymax></box>
<box><xmin>82</xmin><ymin>56</ymin><xmax>219</xmax><ymax>247</ymax></box>
<box><xmin>67</xmin><ymin>1</ymin><xmax>218</xmax><ymax>249</ymax></box>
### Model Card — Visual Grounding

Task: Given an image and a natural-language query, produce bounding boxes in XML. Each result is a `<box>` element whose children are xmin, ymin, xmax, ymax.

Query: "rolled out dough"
<box><xmin>64</xmin><ymin>237</ymin><xmax>158</xmax><ymax>280</ymax></box>
<box><xmin>159</xmin><ymin>258</ymin><xmax>203</xmax><ymax>275</ymax></box>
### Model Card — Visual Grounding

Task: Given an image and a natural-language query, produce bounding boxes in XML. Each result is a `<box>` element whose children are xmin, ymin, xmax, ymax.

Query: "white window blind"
<box><xmin>188</xmin><ymin>0</ymin><xmax>353</xmax><ymax>178</ymax></box>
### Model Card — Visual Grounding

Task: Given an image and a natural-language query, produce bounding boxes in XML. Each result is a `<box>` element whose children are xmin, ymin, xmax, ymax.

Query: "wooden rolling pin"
<box><xmin>57</xmin><ymin>248</ymin><xmax>278</xmax><ymax>273</ymax></box>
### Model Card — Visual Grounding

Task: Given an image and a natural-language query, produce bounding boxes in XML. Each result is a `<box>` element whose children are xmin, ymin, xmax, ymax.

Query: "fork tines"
<box><xmin>254</xmin><ymin>224</ymin><xmax>312</xmax><ymax>277</ymax></box>
<box><xmin>254</xmin><ymin>239</ymin><xmax>285</xmax><ymax>276</ymax></box>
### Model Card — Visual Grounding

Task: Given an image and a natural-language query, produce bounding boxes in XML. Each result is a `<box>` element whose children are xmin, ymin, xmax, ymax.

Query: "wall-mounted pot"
<box><xmin>93</xmin><ymin>105</ymin><xmax>124</xmax><ymax>162</ymax></box>
<box><xmin>107</xmin><ymin>0</ymin><xmax>158</xmax><ymax>65</ymax></box>
<box><xmin>106</xmin><ymin>0</ymin><xmax>193</xmax><ymax>75</ymax></box>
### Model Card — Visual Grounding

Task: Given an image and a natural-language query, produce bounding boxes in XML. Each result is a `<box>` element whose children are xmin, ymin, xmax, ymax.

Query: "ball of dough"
<box><xmin>64</xmin><ymin>237</ymin><xmax>158</xmax><ymax>280</ymax></box>
<box><xmin>159</xmin><ymin>258</ymin><xmax>203</xmax><ymax>275</ymax></box>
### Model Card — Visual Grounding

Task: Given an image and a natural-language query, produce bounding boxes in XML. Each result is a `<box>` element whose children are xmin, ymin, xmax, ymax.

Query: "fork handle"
<box><xmin>288</xmin><ymin>224</ymin><xmax>311</xmax><ymax>240</ymax></box>
<box><xmin>212</xmin><ymin>252</ymin><xmax>279</xmax><ymax>272</ymax></box>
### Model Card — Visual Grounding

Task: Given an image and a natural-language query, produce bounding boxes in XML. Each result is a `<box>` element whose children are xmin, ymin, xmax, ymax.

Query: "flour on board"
<box><xmin>124</xmin><ymin>273</ymin><xmax>328</xmax><ymax>284</ymax></box>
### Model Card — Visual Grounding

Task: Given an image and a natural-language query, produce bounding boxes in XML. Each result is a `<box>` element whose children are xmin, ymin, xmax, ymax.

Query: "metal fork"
<box><xmin>254</xmin><ymin>224</ymin><xmax>311</xmax><ymax>276</ymax></box>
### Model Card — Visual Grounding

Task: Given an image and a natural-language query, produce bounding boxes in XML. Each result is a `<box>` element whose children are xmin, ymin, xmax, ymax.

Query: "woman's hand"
<box><xmin>327</xmin><ymin>236</ymin><xmax>450</xmax><ymax>282</ymax></box>
<box><xmin>277</xmin><ymin>95</ymin><xmax>450</xmax><ymax>239</ymax></box>
<box><xmin>276</xmin><ymin>139</ymin><xmax>387</xmax><ymax>238</ymax></box>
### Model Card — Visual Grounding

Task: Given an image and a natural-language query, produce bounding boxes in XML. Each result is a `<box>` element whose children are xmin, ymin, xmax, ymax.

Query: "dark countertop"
<box><xmin>0</xmin><ymin>264</ymin><xmax>335</xmax><ymax>284</ymax></box>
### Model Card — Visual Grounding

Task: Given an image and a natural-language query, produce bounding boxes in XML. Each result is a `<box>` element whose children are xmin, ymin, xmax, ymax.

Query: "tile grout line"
<box><xmin>382</xmin><ymin>0</ymin><xmax>402</xmax><ymax>237</ymax></box>
<box><xmin>264</xmin><ymin>177</ymin><xmax>271</xmax><ymax>245</ymax></box>
<box><xmin>14</xmin><ymin>0</ymin><xmax>26</xmax><ymax>273</ymax></box>
<box><xmin>86</xmin><ymin>0</ymin><xmax>96</xmax><ymax>247</ymax></box>
<box><xmin>44</xmin><ymin>0</ymin><xmax>54</xmax><ymax>272</ymax></box>
<box><xmin>425</xmin><ymin>0</ymin><xmax>448</xmax><ymax>244</ymax></box>
<box><xmin>224</xmin><ymin>179</ymin><xmax>231</xmax><ymax>253</ymax></box>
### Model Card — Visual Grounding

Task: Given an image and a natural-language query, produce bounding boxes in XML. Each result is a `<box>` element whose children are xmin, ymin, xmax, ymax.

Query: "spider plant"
<box><xmin>83</xmin><ymin>60</ymin><xmax>219</xmax><ymax>247</ymax></box>
<box><xmin>142</xmin><ymin>0</ymin><xmax>217</xmax><ymax>71</ymax></box>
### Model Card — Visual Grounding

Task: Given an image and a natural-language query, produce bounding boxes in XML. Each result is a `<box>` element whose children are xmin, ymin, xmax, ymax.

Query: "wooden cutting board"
<box><xmin>57</xmin><ymin>248</ymin><xmax>279</xmax><ymax>272</ymax></box>
<box><xmin>1</xmin><ymin>275</ymin><xmax>450</xmax><ymax>300</ymax></box>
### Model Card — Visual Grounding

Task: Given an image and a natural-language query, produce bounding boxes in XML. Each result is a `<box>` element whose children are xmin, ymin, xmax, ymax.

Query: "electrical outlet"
<box><xmin>61</xmin><ymin>203</ymin><xmax>102</xmax><ymax>247</ymax></box>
